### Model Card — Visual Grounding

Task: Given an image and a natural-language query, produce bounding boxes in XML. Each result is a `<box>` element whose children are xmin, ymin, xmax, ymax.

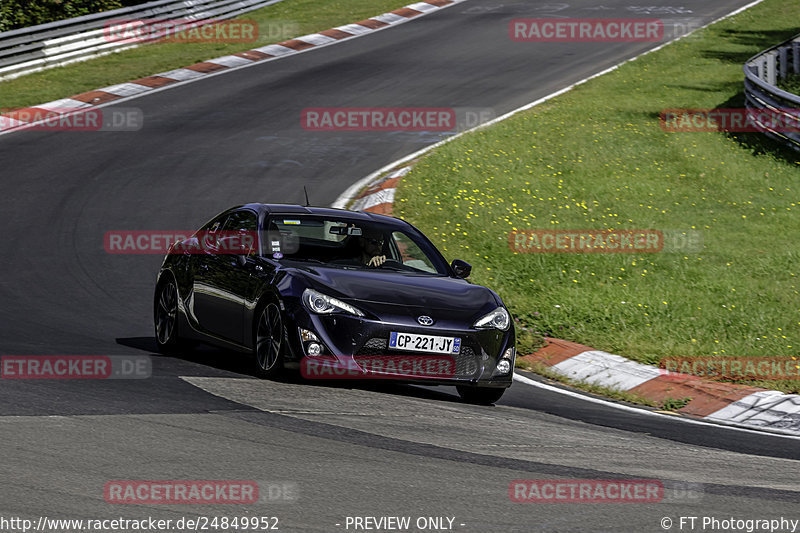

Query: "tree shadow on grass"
<box><xmin>663</xmin><ymin>82</ymin><xmax>737</xmax><ymax>94</ymax></box>
<box><xmin>633</xmin><ymin>93</ymin><xmax>800</xmax><ymax>166</ymax></box>
<box><xmin>717</xmin><ymin>92</ymin><xmax>800</xmax><ymax>165</ymax></box>
<box><xmin>700</xmin><ymin>28</ymin><xmax>800</xmax><ymax>65</ymax></box>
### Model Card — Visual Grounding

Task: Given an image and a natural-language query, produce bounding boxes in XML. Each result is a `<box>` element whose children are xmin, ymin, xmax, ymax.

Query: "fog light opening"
<box><xmin>299</xmin><ymin>328</ymin><xmax>326</xmax><ymax>356</ymax></box>
<box><xmin>307</xmin><ymin>342</ymin><xmax>322</xmax><ymax>356</ymax></box>
<box><xmin>496</xmin><ymin>359</ymin><xmax>511</xmax><ymax>374</ymax></box>
<box><xmin>496</xmin><ymin>346</ymin><xmax>515</xmax><ymax>375</ymax></box>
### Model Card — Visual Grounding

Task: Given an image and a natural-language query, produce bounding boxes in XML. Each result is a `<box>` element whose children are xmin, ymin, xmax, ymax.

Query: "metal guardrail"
<box><xmin>0</xmin><ymin>0</ymin><xmax>285</xmax><ymax>81</ymax></box>
<box><xmin>743</xmin><ymin>34</ymin><xmax>800</xmax><ymax>151</ymax></box>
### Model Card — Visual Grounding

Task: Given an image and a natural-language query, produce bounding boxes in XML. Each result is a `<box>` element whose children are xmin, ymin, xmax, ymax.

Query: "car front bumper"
<box><xmin>283</xmin><ymin>304</ymin><xmax>515</xmax><ymax>388</ymax></box>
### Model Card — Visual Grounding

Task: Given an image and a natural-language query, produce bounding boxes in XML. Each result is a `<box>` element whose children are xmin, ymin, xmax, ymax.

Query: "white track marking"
<box><xmin>512</xmin><ymin>372</ymin><xmax>800</xmax><ymax>439</ymax></box>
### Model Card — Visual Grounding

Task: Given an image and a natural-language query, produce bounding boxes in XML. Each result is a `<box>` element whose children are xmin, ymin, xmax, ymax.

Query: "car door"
<box><xmin>192</xmin><ymin>209</ymin><xmax>259</xmax><ymax>344</ymax></box>
<box><xmin>191</xmin><ymin>214</ymin><xmax>226</xmax><ymax>334</ymax></box>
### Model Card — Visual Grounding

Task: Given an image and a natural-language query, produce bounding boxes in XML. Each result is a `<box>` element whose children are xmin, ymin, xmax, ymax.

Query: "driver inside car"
<box><xmin>358</xmin><ymin>229</ymin><xmax>386</xmax><ymax>267</ymax></box>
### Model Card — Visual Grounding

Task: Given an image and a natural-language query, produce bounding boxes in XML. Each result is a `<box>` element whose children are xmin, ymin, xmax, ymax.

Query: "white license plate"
<box><xmin>388</xmin><ymin>332</ymin><xmax>461</xmax><ymax>354</ymax></box>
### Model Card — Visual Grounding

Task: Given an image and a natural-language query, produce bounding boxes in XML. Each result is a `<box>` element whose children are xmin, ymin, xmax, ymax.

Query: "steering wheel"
<box><xmin>376</xmin><ymin>258</ymin><xmax>410</xmax><ymax>270</ymax></box>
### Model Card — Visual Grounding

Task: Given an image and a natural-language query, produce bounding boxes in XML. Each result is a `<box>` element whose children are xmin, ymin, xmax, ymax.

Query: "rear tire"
<box><xmin>254</xmin><ymin>302</ymin><xmax>285</xmax><ymax>379</ymax></box>
<box><xmin>457</xmin><ymin>386</ymin><xmax>506</xmax><ymax>405</ymax></box>
<box><xmin>155</xmin><ymin>278</ymin><xmax>183</xmax><ymax>354</ymax></box>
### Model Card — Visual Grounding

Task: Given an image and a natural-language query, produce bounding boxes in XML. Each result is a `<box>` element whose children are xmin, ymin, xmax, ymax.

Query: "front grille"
<box><xmin>356</xmin><ymin>337</ymin><xmax>480</xmax><ymax>378</ymax></box>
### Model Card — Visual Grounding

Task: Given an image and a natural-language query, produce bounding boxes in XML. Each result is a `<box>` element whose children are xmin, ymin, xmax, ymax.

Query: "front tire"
<box><xmin>457</xmin><ymin>386</ymin><xmax>506</xmax><ymax>405</ymax></box>
<box><xmin>155</xmin><ymin>278</ymin><xmax>182</xmax><ymax>354</ymax></box>
<box><xmin>254</xmin><ymin>302</ymin><xmax>285</xmax><ymax>379</ymax></box>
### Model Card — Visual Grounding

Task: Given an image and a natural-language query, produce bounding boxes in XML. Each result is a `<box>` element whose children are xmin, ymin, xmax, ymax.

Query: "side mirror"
<box><xmin>451</xmin><ymin>259</ymin><xmax>472</xmax><ymax>279</ymax></box>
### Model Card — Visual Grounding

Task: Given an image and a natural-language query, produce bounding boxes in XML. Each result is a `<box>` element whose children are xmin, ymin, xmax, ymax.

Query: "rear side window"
<box><xmin>223</xmin><ymin>210</ymin><xmax>258</xmax><ymax>232</ymax></box>
<box><xmin>202</xmin><ymin>214</ymin><xmax>227</xmax><ymax>233</ymax></box>
<box><xmin>219</xmin><ymin>210</ymin><xmax>259</xmax><ymax>255</ymax></box>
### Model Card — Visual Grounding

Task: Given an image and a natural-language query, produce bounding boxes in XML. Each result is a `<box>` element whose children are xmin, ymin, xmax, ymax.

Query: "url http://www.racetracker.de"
<box><xmin>0</xmin><ymin>516</ymin><xmax>281</xmax><ymax>532</ymax></box>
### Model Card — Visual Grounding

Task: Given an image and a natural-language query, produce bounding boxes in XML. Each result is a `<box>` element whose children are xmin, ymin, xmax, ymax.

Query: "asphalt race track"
<box><xmin>2</xmin><ymin>0</ymin><xmax>798</xmax><ymax>531</ymax></box>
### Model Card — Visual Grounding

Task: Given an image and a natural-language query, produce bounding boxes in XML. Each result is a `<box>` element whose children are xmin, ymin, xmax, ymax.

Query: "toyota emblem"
<box><xmin>417</xmin><ymin>316</ymin><xmax>434</xmax><ymax>326</ymax></box>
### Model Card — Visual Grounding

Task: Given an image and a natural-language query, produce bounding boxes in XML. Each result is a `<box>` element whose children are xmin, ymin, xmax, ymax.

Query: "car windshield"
<box><xmin>262</xmin><ymin>215</ymin><xmax>447</xmax><ymax>275</ymax></box>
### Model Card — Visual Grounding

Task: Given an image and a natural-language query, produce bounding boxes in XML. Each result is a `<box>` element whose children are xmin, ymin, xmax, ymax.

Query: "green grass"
<box><xmin>395</xmin><ymin>0</ymin><xmax>800</xmax><ymax>392</ymax></box>
<box><xmin>0</xmin><ymin>0</ymin><xmax>410</xmax><ymax>109</ymax></box>
<box><xmin>778</xmin><ymin>73</ymin><xmax>800</xmax><ymax>94</ymax></box>
<box><xmin>660</xmin><ymin>397</ymin><xmax>693</xmax><ymax>411</ymax></box>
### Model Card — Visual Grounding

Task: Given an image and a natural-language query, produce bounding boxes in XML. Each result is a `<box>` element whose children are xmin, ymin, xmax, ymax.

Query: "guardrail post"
<box><xmin>779</xmin><ymin>46</ymin><xmax>788</xmax><ymax>79</ymax></box>
<box><xmin>765</xmin><ymin>51</ymin><xmax>777</xmax><ymax>86</ymax></box>
<box><xmin>794</xmin><ymin>40</ymin><xmax>800</xmax><ymax>74</ymax></box>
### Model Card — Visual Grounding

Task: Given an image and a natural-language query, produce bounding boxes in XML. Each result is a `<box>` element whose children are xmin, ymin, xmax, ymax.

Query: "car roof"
<box><xmin>239</xmin><ymin>203</ymin><xmax>405</xmax><ymax>226</ymax></box>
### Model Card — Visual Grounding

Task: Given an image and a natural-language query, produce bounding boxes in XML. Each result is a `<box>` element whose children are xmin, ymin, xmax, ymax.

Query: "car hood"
<box><xmin>291</xmin><ymin>266</ymin><xmax>499</xmax><ymax>314</ymax></box>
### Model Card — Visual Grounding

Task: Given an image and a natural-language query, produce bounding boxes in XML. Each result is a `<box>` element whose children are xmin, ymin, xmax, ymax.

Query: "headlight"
<box><xmin>473</xmin><ymin>306</ymin><xmax>510</xmax><ymax>330</ymax></box>
<box><xmin>302</xmin><ymin>288</ymin><xmax>364</xmax><ymax>317</ymax></box>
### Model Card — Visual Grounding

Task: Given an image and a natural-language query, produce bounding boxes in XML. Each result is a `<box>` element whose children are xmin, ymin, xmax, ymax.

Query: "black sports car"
<box><xmin>154</xmin><ymin>204</ymin><xmax>515</xmax><ymax>404</ymax></box>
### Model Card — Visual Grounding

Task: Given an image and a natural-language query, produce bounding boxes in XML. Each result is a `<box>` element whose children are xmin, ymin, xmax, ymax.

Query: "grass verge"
<box><xmin>0</xmin><ymin>0</ymin><xmax>410</xmax><ymax>109</ymax></box>
<box><xmin>396</xmin><ymin>0</ymin><xmax>800</xmax><ymax>393</ymax></box>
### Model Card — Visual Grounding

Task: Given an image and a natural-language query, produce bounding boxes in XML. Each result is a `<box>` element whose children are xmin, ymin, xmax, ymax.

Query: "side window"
<box><xmin>391</xmin><ymin>232</ymin><xmax>436</xmax><ymax>273</ymax></box>
<box><xmin>202</xmin><ymin>215</ymin><xmax>226</xmax><ymax>233</ymax></box>
<box><xmin>220</xmin><ymin>210</ymin><xmax>259</xmax><ymax>255</ymax></box>
<box><xmin>193</xmin><ymin>214</ymin><xmax>226</xmax><ymax>252</ymax></box>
